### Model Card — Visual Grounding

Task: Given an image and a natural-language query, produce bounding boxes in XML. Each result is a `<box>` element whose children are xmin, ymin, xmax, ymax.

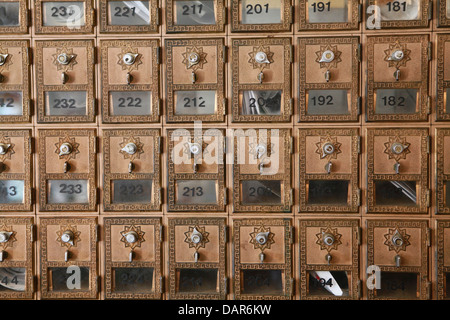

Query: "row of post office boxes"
<box><xmin>2</xmin><ymin>127</ymin><xmax>450</xmax><ymax>214</ymax></box>
<box><xmin>0</xmin><ymin>216</ymin><xmax>449</xmax><ymax>300</ymax></box>
<box><xmin>4</xmin><ymin>0</ymin><xmax>450</xmax><ymax>34</ymax></box>
<box><xmin>5</xmin><ymin>35</ymin><xmax>450</xmax><ymax>123</ymax></box>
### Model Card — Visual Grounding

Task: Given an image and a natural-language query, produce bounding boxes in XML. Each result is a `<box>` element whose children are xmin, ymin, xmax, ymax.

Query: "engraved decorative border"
<box><xmin>103</xmin><ymin>129</ymin><xmax>161</xmax><ymax>212</ymax></box>
<box><xmin>366</xmin><ymin>35</ymin><xmax>429</xmax><ymax>122</ymax></box>
<box><xmin>438</xmin><ymin>0</ymin><xmax>450</xmax><ymax>27</ymax></box>
<box><xmin>436</xmin><ymin>128</ymin><xmax>450</xmax><ymax>214</ymax></box>
<box><xmin>104</xmin><ymin>217</ymin><xmax>162</xmax><ymax>299</ymax></box>
<box><xmin>298</xmin><ymin>128</ymin><xmax>359</xmax><ymax>213</ymax></box>
<box><xmin>167</xmin><ymin>129</ymin><xmax>225</xmax><ymax>212</ymax></box>
<box><xmin>35</xmin><ymin>40</ymin><xmax>95</xmax><ymax>123</ymax></box>
<box><xmin>233</xmin><ymin>128</ymin><xmax>291</xmax><ymax>213</ymax></box>
<box><xmin>366</xmin><ymin>220</ymin><xmax>428</xmax><ymax>300</ymax></box>
<box><xmin>166</xmin><ymin>0</ymin><xmax>225</xmax><ymax>33</ymax></box>
<box><xmin>0</xmin><ymin>0</ymin><xmax>28</xmax><ymax>34</ymax></box>
<box><xmin>298</xmin><ymin>37</ymin><xmax>360</xmax><ymax>122</ymax></box>
<box><xmin>299</xmin><ymin>219</ymin><xmax>360</xmax><ymax>300</ymax></box>
<box><xmin>165</xmin><ymin>38</ymin><xmax>225</xmax><ymax>123</ymax></box>
<box><xmin>101</xmin><ymin>39</ymin><xmax>160</xmax><ymax>124</ymax></box>
<box><xmin>0</xmin><ymin>40</ymin><xmax>31</xmax><ymax>123</ymax></box>
<box><xmin>0</xmin><ymin>217</ymin><xmax>33</xmax><ymax>299</ymax></box>
<box><xmin>298</xmin><ymin>0</ymin><xmax>359</xmax><ymax>31</ymax></box>
<box><xmin>38</xmin><ymin>129</ymin><xmax>97</xmax><ymax>212</ymax></box>
<box><xmin>0</xmin><ymin>129</ymin><xmax>32</xmax><ymax>212</ymax></box>
<box><xmin>231</xmin><ymin>0</ymin><xmax>291</xmax><ymax>32</ymax></box>
<box><xmin>168</xmin><ymin>217</ymin><xmax>226</xmax><ymax>300</ymax></box>
<box><xmin>366</xmin><ymin>0</ymin><xmax>430</xmax><ymax>29</ymax></box>
<box><xmin>231</xmin><ymin>38</ymin><xmax>292</xmax><ymax>123</ymax></box>
<box><xmin>233</xmin><ymin>218</ymin><xmax>292</xmax><ymax>300</ymax></box>
<box><xmin>40</xmin><ymin>217</ymin><xmax>98</xmax><ymax>299</ymax></box>
<box><xmin>436</xmin><ymin>34</ymin><xmax>450</xmax><ymax>121</ymax></box>
<box><xmin>34</xmin><ymin>0</ymin><xmax>94</xmax><ymax>34</ymax></box>
<box><xmin>99</xmin><ymin>0</ymin><xmax>159</xmax><ymax>33</ymax></box>
<box><xmin>436</xmin><ymin>220</ymin><xmax>450</xmax><ymax>299</ymax></box>
<box><xmin>366</xmin><ymin>128</ymin><xmax>429</xmax><ymax>214</ymax></box>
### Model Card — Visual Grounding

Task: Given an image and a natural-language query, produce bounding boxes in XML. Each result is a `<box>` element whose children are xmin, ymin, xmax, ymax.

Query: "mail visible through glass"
<box><xmin>241</xmin><ymin>90</ymin><xmax>281</xmax><ymax>115</ymax></box>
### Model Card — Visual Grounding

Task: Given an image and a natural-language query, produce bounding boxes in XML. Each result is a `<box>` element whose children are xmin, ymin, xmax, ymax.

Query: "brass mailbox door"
<box><xmin>99</xmin><ymin>0</ymin><xmax>159</xmax><ymax>33</ymax></box>
<box><xmin>35</xmin><ymin>39</ymin><xmax>95</xmax><ymax>123</ymax></box>
<box><xmin>0</xmin><ymin>130</ymin><xmax>32</xmax><ymax>212</ymax></box>
<box><xmin>231</xmin><ymin>37</ymin><xmax>292</xmax><ymax>123</ymax></box>
<box><xmin>0</xmin><ymin>40</ymin><xmax>31</xmax><ymax>124</ymax></box>
<box><xmin>104</xmin><ymin>217</ymin><xmax>162</xmax><ymax>299</ymax></box>
<box><xmin>298</xmin><ymin>37</ymin><xmax>360</xmax><ymax>122</ymax></box>
<box><xmin>0</xmin><ymin>0</ymin><xmax>29</xmax><ymax>34</ymax></box>
<box><xmin>366</xmin><ymin>128</ymin><xmax>429</xmax><ymax>214</ymax></box>
<box><xmin>165</xmin><ymin>38</ymin><xmax>225</xmax><ymax>123</ymax></box>
<box><xmin>103</xmin><ymin>129</ymin><xmax>161</xmax><ymax>212</ymax></box>
<box><xmin>365</xmin><ymin>0</ymin><xmax>430</xmax><ymax>29</ymax></box>
<box><xmin>101</xmin><ymin>39</ymin><xmax>160</xmax><ymax>124</ymax></box>
<box><xmin>436</xmin><ymin>34</ymin><xmax>450</xmax><ymax>121</ymax></box>
<box><xmin>438</xmin><ymin>0</ymin><xmax>450</xmax><ymax>27</ymax></box>
<box><xmin>366</xmin><ymin>35</ymin><xmax>430</xmax><ymax>122</ymax></box>
<box><xmin>38</xmin><ymin>129</ymin><xmax>97</xmax><ymax>212</ymax></box>
<box><xmin>231</xmin><ymin>0</ymin><xmax>292</xmax><ymax>32</ymax></box>
<box><xmin>299</xmin><ymin>219</ymin><xmax>360</xmax><ymax>300</ymax></box>
<box><xmin>298</xmin><ymin>0</ymin><xmax>360</xmax><ymax>31</ymax></box>
<box><xmin>34</xmin><ymin>0</ymin><xmax>95</xmax><ymax>34</ymax></box>
<box><xmin>39</xmin><ymin>217</ymin><xmax>98</xmax><ymax>299</ymax></box>
<box><xmin>233</xmin><ymin>128</ymin><xmax>292</xmax><ymax>213</ymax></box>
<box><xmin>165</xmin><ymin>0</ymin><xmax>225</xmax><ymax>33</ymax></box>
<box><xmin>436</xmin><ymin>128</ymin><xmax>450</xmax><ymax>214</ymax></box>
<box><xmin>436</xmin><ymin>220</ymin><xmax>450</xmax><ymax>300</ymax></box>
<box><xmin>0</xmin><ymin>217</ymin><xmax>34</xmax><ymax>299</ymax></box>
<box><xmin>167</xmin><ymin>128</ymin><xmax>225</xmax><ymax>212</ymax></box>
<box><xmin>168</xmin><ymin>217</ymin><xmax>226</xmax><ymax>299</ymax></box>
<box><xmin>233</xmin><ymin>218</ymin><xmax>293</xmax><ymax>299</ymax></box>
<box><xmin>366</xmin><ymin>220</ymin><xmax>430</xmax><ymax>300</ymax></box>
<box><xmin>298</xmin><ymin>128</ymin><xmax>360</xmax><ymax>213</ymax></box>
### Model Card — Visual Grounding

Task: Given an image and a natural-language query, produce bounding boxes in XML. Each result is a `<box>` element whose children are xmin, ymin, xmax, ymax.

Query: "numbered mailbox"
<box><xmin>366</xmin><ymin>220</ymin><xmax>430</xmax><ymax>300</ymax></box>
<box><xmin>436</xmin><ymin>34</ymin><xmax>450</xmax><ymax>121</ymax></box>
<box><xmin>104</xmin><ymin>217</ymin><xmax>162</xmax><ymax>299</ymax></box>
<box><xmin>38</xmin><ymin>129</ymin><xmax>97</xmax><ymax>212</ymax></box>
<box><xmin>231</xmin><ymin>37</ymin><xmax>292</xmax><ymax>123</ymax></box>
<box><xmin>39</xmin><ymin>217</ymin><xmax>98</xmax><ymax>299</ymax></box>
<box><xmin>232</xmin><ymin>128</ymin><xmax>292</xmax><ymax>213</ymax></box>
<box><xmin>365</xmin><ymin>0</ymin><xmax>430</xmax><ymax>29</ymax></box>
<box><xmin>99</xmin><ymin>0</ymin><xmax>159</xmax><ymax>33</ymax></box>
<box><xmin>168</xmin><ymin>217</ymin><xmax>226</xmax><ymax>299</ymax></box>
<box><xmin>298</xmin><ymin>128</ymin><xmax>360</xmax><ymax>213</ymax></box>
<box><xmin>0</xmin><ymin>130</ymin><xmax>32</xmax><ymax>212</ymax></box>
<box><xmin>298</xmin><ymin>0</ymin><xmax>360</xmax><ymax>31</ymax></box>
<box><xmin>231</xmin><ymin>0</ymin><xmax>292</xmax><ymax>32</ymax></box>
<box><xmin>436</xmin><ymin>220</ymin><xmax>450</xmax><ymax>300</ymax></box>
<box><xmin>0</xmin><ymin>217</ymin><xmax>34</xmax><ymax>299</ymax></box>
<box><xmin>167</xmin><ymin>128</ymin><xmax>225</xmax><ymax>212</ymax></box>
<box><xmin>35</xmin><ymin>40</ymin><xmax>95</xmax><ymax>123</ymax></box>
<box><xmin>366</xmin><ymin>128</ymin><xmax>429</xmax><ymax>214</ymax></box>
<box><xmin>166</xmin><ymin>0</ymin><xmax>225</xmax><ymax>33</ymax></box>
<box><xmin>101</xmin><ymin>39</ymin><xmax>160</xmax><ymax>124</ymax></box>
<box><xmin>299</xmin><ymin>219</ymin><xmax>360</xmax><ymax>300</ymax></box>
<box><xmin>0</xmin><ymin>0</ymin><xmax>29</xmax><ymax>34</ymax></box>
<box><xmin>34</xmin><ymin>0</ymin><xmax>95</xmax><ymax>34</ymax></box>
<box><xmin>298</xmin><ymin>36</ymin><xmax>360</xmax><ymax>122</ymax></box>
<box><xmin>436</xmin><ymin>129</ymin><xmax>450</xmax><ymax>214</ymax></box>
<box><xmin>233</xmin><ymin>218</ymin><xmax>293</xmax><ymax>299</ymax></box>
<box><xmin>103</xmin><ymin>129</ymin><xmax>161</xmax><ymax>212</ymax></box>
<box><xmin>165</xmin><ymin>38</ymin><xmax>225</xmax><ymax>123</ymax></box>
<box><xmin>366</xmin><ymin>35</ymin><xmax>430</xmax><ymax>122</ymax></box>
<box><xmin>0</xmin><ymin>40</ymin><xmax>31</xmax><ymax>124</ymax></box>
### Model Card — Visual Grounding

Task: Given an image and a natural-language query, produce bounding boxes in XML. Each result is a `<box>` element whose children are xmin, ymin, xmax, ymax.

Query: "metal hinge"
<box><xmin>426</xmin><ymin>189</ymin><xmax>431</xmax><ymax>208</ymax></box>
<box><xmin>290</xmin><ymin>189</ymin><xmax>293</xmax><ymax>207</ymax></box>
<box><xmin>427</xmin><ymin>96</ymin><xmax>431</xmax><ymax>115</ymax></box>
<box><xmin>159</xmin><ymin>276</ymin><xmax>163</xmax><ymax>294</ymax></box>
<box><xmin>28</xmin><ymin>9</ymin><xmax>32</xmax><ymax>27</ymax></box>
<box><xmin>357</xmin><ymin>43</ymin><xmax>362</xmax><ymax>62</ymax></box>
<box><xmin>357</xmin><ymin>280</ymin><xmax>362</xmax><ymax>299</ymax></box>
<box><xmin>224</xmin><ymin>226</ymin><xmax>228</xmax><ymax>243</ymax></box>
<box><xmin>222</xmin><ymin>6</ymin><xmax>227</xmax><ymax>27</ymax></box>
<box><xmin>290</xmin><ymin>136</ymin><xmax>294</xmax><ymax>154</ymax></box>
<box><xmin>156</xmin><ymin>8</ymin><xmax>161</xmax><ymax>25</ymax></box>
<box><xmin>157</xmin><ymin>98</ymin><xmax>161</xmax><ymax>116</ymax></box>
<box><xmin>224</xmin><ymin>187</ymin><xmax>227</xmax><ymax>206</ymax></box>
<box><xmin>223</xmin><ymin>98</ymin><xmax>227</xmax><ymax>115</ymax></box>
<box><xmin>426</xmin><ymin>228</ymin><xmax>431</xmax><ymax>247</ymax></box>
<box><xmin>358</xmin><ymin>4</ymin><xmax>362</xmax><ymax>22</ymax></box>
<box><xmin>93</xmin><ymin>98</ymin><xmax>97</xmax><ymax>116</ymax></box>
<box><xmin>223</xmin><ymin>135</ymin><xmax>227</xmax><ymax>154</ymax></box>
<box><xmin>224</xmin><ymin>277</ymin><xmax>228</xmax><ymax>295</ymax></box>
<box><xmin>157</xmin><ymin>47</ymin><xmax>161</xmax><ymax>65</ymax></box>
<box><xmin>357</xmin><ymin>96</ymin><xmax>362</xmax><ymax>115</ymax></box>
<box><xmin>222</xmin><ymin>45</ymin><xmax>227</xmax><ymax>63</ymax></box>
<box><xmin>290</xmin><ymin>98</ymin><xmax>293</xmax><ymax>116</ymax></box>
<box><xmin>158</xmin><ymin>136</ymin><xmax>163</xmax><ymax>154</ymax></box>
<box><xmin>290</xmin><ymin>278</ymin><xmax>295</xmax><ymax>296</ymax></box>
<box><xmin>356</xmin><ymin>189</ymin><xmax>361</xmax><ymax>207</ymax></box>
<box><xmin>357</xmin><ymin>135</ymin><xmax>361</xmax><ymax>154</ymax></box>
<box><xmin>427</xmin><ymin>281</ymin><xmax>432</xmax><ymax>300</ymax></box>
<box><xmin>357</xmin><ymin>226</ymin><xmax>362</xmax><ymax>246</ymax></box>
<box><xmin>91</xmin><ymin>9</ymin><xmax>96</xmax><ymax>27</ymax></box>
<box><xmin>33</xmin><ymin>275</ymin><xmax>37</xmax><ymax>292</ymax></box>
<box><xmin>428</xmin><ymin>42</ymin><xmax>432</xmax><ymax>61</ymax></box>
<box><xmin>26</xmin><ymin>47</ymin><xmax>32</xmax><ymax>65</ymax></box>
<box><xmin>427</xmin><ymin>136</ymin><xmax>431</xmax><ymax>154</ymax></box>
<box><xmin>290</xmin><ymin>45</ymin><xmax>294</xmax><ymax>63</ymax></box>
<box><xmin>97</xmin><ymin>276</ymin><xmax>101</xmax><ymax>291</ymax></box>
<box><xmin>28</xmin><ymin>136</ymin><xmax>33</xmax><ymax>154</ymax></box>
<box><xmin>159</xmin><ymin>225</ymin><xmax>163</xmax><ymax>242</ymax></box>
<box><xmin>428</xmin><ymin>1</ymin><xmax>433</xmax><ymax>21</ymax></box>
<box><xmin>31</xmin><ymin>224</ymin><xmax>35</xmax><ymax>242</ymax></box>
<box><xmin>96</xmin><ymin>224</ymin><xmax>100</xmax><ymax>242</ymax></box>
<box><xmin>289</xmin><ymin>226</ymin><xmax>294</xmax><ymax>244</ymax></box>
